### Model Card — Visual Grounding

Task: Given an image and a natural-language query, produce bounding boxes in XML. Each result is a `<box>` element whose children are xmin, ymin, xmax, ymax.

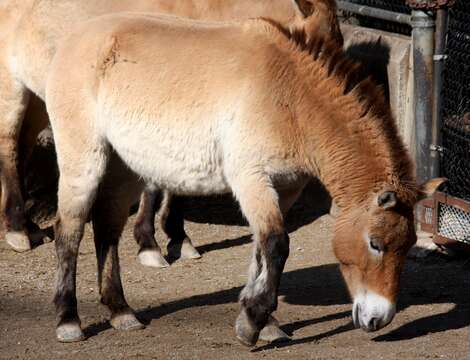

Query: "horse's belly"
<box><xmin>156</xmin><ymin>166</ymin><xmax>229</xmax><ymax>195</ymax></box>
<box><xmin>106</xmin><ymin>123</ymin><xmax>230</xmax><ymax>196</ymax></box>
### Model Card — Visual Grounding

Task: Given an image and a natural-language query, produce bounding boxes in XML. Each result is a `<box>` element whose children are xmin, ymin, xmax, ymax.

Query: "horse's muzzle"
<box><xmin>352</xmin><ymin>290</ymin><xmax>396</xmax><ymax>332</ymax></box>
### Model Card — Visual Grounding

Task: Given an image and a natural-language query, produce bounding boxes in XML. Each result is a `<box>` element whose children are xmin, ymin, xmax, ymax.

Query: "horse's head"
<box><xmin>333</xmin><ymin>178</ymin><xmax>445</xmax><ymax>332</ymax></box>
<box><xmin>290</xmin><ymin>0</ymin><xmax>344</xmax><ymax>46</ymax></box>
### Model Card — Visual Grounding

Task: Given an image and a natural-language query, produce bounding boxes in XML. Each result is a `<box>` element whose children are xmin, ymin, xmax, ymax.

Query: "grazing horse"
<box><xmin>0</xmin><ymin>0</ymin><xmax>342</xmax><ymax>266</ymax></box>
<box><xmin>45</xmin><ymin>13</ymin><xmax>442</xmax><ymax>344</ymax></box>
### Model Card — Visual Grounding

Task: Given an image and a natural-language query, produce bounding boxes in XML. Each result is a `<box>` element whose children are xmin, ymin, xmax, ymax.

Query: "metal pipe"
<box><xmin>430</xmin><ymin>7</ymin><xmax>449</xmax><ymax>178</ymax></box>
<box><xmin>337</xmin><ymin>1</ymin><xmax>412</xmax><ymax>25</ymax></box>
<box><xmin>411</xmin><ymin>8</ymin><xmax>435</xmax><ymax>183</ymax></box>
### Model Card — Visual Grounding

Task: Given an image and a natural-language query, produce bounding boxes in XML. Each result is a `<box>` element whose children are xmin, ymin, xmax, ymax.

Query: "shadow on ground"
<box><xmin>75</xmin><ymin>255</ymin><xmax>470</xmax><ymax>347</ymax></box>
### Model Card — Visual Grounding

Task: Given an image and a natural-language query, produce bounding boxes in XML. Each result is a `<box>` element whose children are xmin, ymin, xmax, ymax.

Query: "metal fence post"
<box><xmin>409</xmin><ymin>3</ymin><xmax>436</xmax><ymax>183</ymax></box>
<box><xmin>430</xmin><ymin>7</ymin><xmax>449</xmax><ymax>179</ymax></box>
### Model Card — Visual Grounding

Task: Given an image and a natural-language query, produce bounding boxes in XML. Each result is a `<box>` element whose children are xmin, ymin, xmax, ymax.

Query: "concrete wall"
<box><xmin>341</xmin><ymin>24</ymin><xmax>415</xmax><ymax>159</ymax></box>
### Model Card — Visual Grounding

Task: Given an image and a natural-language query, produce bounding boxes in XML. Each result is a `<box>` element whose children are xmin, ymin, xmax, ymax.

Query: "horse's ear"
<box><xmin>291</xmin><ymin>0</ymin><xmax>316</xmax><ymax>18</ymax></box>
<box><xmin>378</xmin><ymin>191</ymin><xmax>398</xmax><ymax>209</ymax></box>
<box><xmin>418</xmin><ymin>177</ymin><xmax>447</xmax><ymax>200</ymax></box>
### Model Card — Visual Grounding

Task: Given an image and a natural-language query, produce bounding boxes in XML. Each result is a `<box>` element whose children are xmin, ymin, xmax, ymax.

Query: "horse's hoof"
<box><xmin>168</xmin><ymin>238</ymin><xmax>201</xmax><ymax>260</ymax></box>
<box><xmin>138</xmin><ymin>249</ymin><xmax>169</xmax><ymax>268</ymax></box>
<box><xmin>259</xmin><ymin>316</ymin><xmax>291</xmax><ymax>343</ymax></box>
<box><xmin>180</xmin><ymin>238</ymin><xmax>201</xmax><ymax>259</ymax></box>
<box><xmin>235</xmin><ymin>310</ymin><xmax>259</xmax><ymax>347</ymax></box>
<box><xmin>110</xmin><ymin>312</ymin><xmax>145</xmax><ymax>331</ymax></box>
<box><xmin>56</xmin><ymin>323</ymin><xmax>85</xmax><ymax>343</ymax></box>
<box><xmin>5</xmin><ymin>231</ymin><xmax>32</xmax><ymax>252</ymax></box>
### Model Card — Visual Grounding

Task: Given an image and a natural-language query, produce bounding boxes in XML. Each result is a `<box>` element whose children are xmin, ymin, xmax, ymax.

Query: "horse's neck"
<box><xmin>307</xmin><ymin>125</ymin><xmax>388</xmax><ymax>208</ymax></box>
<box><xmin>292</xmin><ymin>84</ymin><xmax>392</xmax><ymax>209</ymax></box>
<box><xmin>264</xmin><ymin>28</ymin><xmax>412</xmax><ymax>209</ymax></box>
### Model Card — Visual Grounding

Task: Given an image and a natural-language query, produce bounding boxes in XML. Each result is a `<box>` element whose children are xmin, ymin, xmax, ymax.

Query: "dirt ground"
<box><xmin>1</xmin><ymin>184</ymin><xmax>469</xmax><ymax>360</ymax></box>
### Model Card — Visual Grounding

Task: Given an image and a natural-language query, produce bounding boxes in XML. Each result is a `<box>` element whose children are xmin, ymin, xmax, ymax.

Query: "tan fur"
<box><xmin>0</xmin><ymin>0</ymin><xmax>342</xmax><ymax>248</ymax></box>
<box><xmin>46</xmin><ymin>14</ymin><xmax>439</xmax><ymax>341</ymax></box>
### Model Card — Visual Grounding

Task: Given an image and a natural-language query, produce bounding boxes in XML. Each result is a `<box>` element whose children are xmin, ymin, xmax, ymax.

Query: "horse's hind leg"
<box><xmin>93</xmin><ymin>155</ymin><xmax>144</xmax><ymax>332</ymax></box>
<box><xmin>162</xmin><ymin>195</ymin><xmax>201</xmax><ymax>261</ymax></box>
<box><xmin>54</xmin><ymin>147</ymin><xmax>108</xmax><ymax>342</ymax></box>
<box><xmin>134</xmin><ymin>186</ymin><xmax>169</xmax><ymax>268</ymax></box>
<box><xmin>0</xmin><ymin>67</ymin><xmax>31</xmax><ymax>252</ymax></box>
<box><xmin>134</xmin><ymin>188</ymin><xmax>199</xmax><ymax>266</ymax></box>
<box><xmin>18</xmin><ymin>94</ymin><xmax>52</xmax><ymax>243</ymax></box>
<box><xmin>230</xmin><ymin>174</ymin><xmax>290</xmax><ymax>346</ymax></box>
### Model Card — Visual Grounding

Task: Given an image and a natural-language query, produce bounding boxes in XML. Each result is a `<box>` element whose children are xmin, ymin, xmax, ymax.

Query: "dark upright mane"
<box><xmin>260</xmin><ymin>18</ymin><xmax>418</xmax><ymax>205</ymax></box>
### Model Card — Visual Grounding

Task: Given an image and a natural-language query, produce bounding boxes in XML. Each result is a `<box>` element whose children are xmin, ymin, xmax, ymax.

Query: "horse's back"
<box><xmin>49</xmin><ymin>13</ymin><xmax>278</xmax><ymax>125</ymax></box>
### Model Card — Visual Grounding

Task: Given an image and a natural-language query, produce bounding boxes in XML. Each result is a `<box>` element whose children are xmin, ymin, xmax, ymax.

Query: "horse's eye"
<box><xmin>369</xmin><ymin>237</ymin><xmax>382</xmax><ymax>253</ymax></box>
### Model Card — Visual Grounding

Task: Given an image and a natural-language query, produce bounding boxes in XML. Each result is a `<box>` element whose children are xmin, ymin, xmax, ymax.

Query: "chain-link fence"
<box><xmin>441</xmin><ymin>1</ymin><xmax>470</xmax><ymax>201</ymax></box>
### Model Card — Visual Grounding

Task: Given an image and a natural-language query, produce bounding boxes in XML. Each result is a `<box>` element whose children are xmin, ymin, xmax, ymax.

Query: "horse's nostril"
<box><xmin>368</xmin><ymin>317</ymin><xmax>380</xmax><ymax>331</ymax></box>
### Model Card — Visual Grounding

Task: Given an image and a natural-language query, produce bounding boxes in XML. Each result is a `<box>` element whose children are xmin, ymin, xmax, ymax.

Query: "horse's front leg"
<box><xmin>257</xmin><ymin>185</ymin><xmax>305</xmax><ymax>342</ymax></box>
<box><xmin>231</xmin><ymin>175</ymin><xmax>290</xmax><ymax>346</ymax></box>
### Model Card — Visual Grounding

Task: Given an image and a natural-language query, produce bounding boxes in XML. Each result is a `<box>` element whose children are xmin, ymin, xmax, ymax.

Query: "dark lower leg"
<box><xmin>134</xmin><ymin>188</ymin><xmax>169</xmax><ymax>267</ymax></box>
<box><xmin>133</xmin><ymin>188</ymin><xmax>162</xmax><ymax>252</ymax></box>
<box><xmin>95</xmin><ymin>239</ymin><xmax>128</xmax><ymax>313</ymax></box>
<box><xmin>54</xmin><ymin>218</ymin><xmax>84</xmax><ymax>341</ymax></box>
<box><xmin>0</xmin><ymin>136</ymin><xmax>26</xmax><ymax>233</ymax></box>
<box><xmin>237</xmin><ymin>231</ymin><xmax>290</xmax><ymax>345</ymax></box>
<box><xmin>1</xmin><ymin>154</ymin><xmax>29</xmax><ymax>251</ymax></box>
<box><xmin>93</xmin><ymin>204</ymin><xmax>143</xmax><ymax>330</ymax></box>
<box><xmin>0</xmin><ymin>134</ymin><xmax>50</xmax><ymax>250</ymax></box>
<box><xmin>94</xmin><ymin>207</ymin><xmax>129</xmax><ymax>311</ymax></box>
<box><xmin>163</xmin><ymin>196</ymin><xmax>200</xmax><ymax>259</ymax></box>
<box><xmin>1</xmin><ymin>171</ymin><xmax>25</xmax><ymax>232</ymax></box>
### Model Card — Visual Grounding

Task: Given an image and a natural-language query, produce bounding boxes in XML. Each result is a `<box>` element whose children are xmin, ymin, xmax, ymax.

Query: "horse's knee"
<box><xmin>53</xmin><ymin>218</ymin><xmax>84</xmax><ymax>333</ymax></box>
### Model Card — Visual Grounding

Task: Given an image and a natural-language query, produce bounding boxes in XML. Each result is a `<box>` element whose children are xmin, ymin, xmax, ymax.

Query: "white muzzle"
<box><xmin>352</xmin><ymin>290</ymin><xmax>396</xmax><ymax>332</ymax></box>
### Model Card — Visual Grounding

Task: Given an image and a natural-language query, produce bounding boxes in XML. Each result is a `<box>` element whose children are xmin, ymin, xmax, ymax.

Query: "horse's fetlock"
<box><xmin>133</xmin><ymin>221</ymin><xmax>154</xmax><ymax>239</ymax></box>
<box><xmin>245</xmin><ymin>302</ymin><xmax>272</xmax><ymax>330</ymax></box>
<box><xmin>241</xmin><ymin>290</ymin><xmax>277</xmax><ymax>330</ymax></box>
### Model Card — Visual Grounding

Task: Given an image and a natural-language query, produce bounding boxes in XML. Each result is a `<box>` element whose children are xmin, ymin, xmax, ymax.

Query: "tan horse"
<box><xmin>46</xmin><ymin>13</ymin><xmax>442</xmax><ymax>344</ymax></box>
<box><xmin>0</xmin><ymin>0</ymin><xmax>342</xmax><ymax>266</ymax></box>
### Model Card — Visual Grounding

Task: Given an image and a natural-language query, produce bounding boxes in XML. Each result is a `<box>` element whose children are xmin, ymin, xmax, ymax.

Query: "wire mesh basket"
<box><xmin>438</xmin><ymin>204</ymin><xmax>470</xmax><ymax>243</ymax></box>
<box><xmin>418</xmin><ymin>192</ymin><xmax>470</xmax><ymax>248</ymax></box>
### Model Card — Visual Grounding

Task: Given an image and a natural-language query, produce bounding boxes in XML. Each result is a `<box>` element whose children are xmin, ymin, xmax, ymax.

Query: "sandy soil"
<box><xmin>1</xmin><ymin>184</ymin><xmax>469</xmax><ymax>360</ymax></box>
